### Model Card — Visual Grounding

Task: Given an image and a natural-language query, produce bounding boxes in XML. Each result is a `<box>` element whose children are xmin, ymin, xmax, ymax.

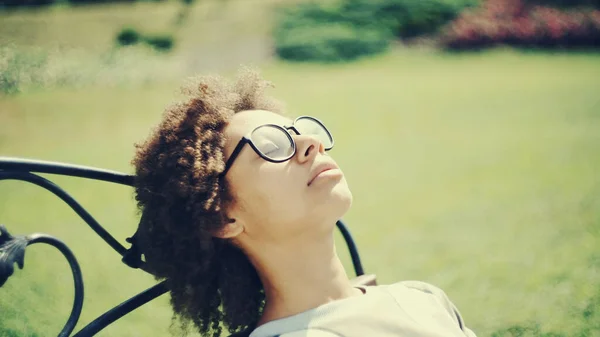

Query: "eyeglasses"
<box><xmin>220</xmin><ymin>116</ymin><xmax>334</xmax><ymax>177</ymax></box>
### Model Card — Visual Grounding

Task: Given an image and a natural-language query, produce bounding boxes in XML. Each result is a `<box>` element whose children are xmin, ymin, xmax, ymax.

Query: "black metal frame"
<box><xmin>222</xmin><ymin>115</ymin><xmax>334</xmax><ymax>177</ymax></box>
<box><xmin>0</xmin><ymin>156</ymin><xmax>365</xmax><ymax>337</ymax></box>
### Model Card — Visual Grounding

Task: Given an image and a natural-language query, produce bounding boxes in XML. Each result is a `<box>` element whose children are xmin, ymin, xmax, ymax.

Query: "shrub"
<box><xmin>273</xmin><ymin>0</ymin><xmax>476</xmax><ymax>62</ymax></box>
<box><xmin>0</xmin><ymin>47</ymin><xmax>48</xmax><ymax>95</ymax></box>
<box><xmin>114</xmin><ymin>28</ymin><xmax>175</xmax><ymax>53</ymax></box>
<box><xmin>335</xmin><ymin>0</ymin><xmax>402</xmax><ymax>32</ymax></box>
<box><xmin>335</xmin><ymin>0</ymin><xmax>479</xmax><ymax>38</ymax></box>
<box><xmin>143</xmin><ymin>34</ymin><xmax>175</xmax><ymax>52</ymax></box>
<box><xmin>275</xmin><ymin>22</ymin><xmax>391</xmax><ymax>62</ymax></box>
<box><xmin>394</xmin><ymin>0</ymin><xmax>469</xmax><ymax>38</ymax></box>
<box><xmin>276</xmin><ymin>2</ymin><xmax>344</xmax><ymax>29</ymax></box>
<box><xmin>440</xmin><ymin>0</ymin><xmax>600</xmax><ymax>49</ymax></box>
<box><xmin>116</xmin><ymin>27</ymin><xmax>142</xmax><ymax>47</ymax></box>
<box><xmin>349</xmin><ymin>0</ymin><xmax>476</xmax><ymax>38</ymax></box>
<box><xmin>273</xmin><ymin>2</ymin><xmax>392</xmax><ymax>62</ymax></box>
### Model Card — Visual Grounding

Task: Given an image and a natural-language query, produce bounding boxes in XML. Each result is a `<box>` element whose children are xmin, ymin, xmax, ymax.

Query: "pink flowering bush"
<box><xmin>440</xmin><ymin>0</ymin><xmax>600</xmax><ymax>49</ymax></box>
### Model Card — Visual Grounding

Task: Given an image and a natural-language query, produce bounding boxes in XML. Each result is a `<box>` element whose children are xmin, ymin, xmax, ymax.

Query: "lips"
<box><xmin>308</xmin><ymin>163</ymin><xmax>339</xmax><ymax>186</ymax></box>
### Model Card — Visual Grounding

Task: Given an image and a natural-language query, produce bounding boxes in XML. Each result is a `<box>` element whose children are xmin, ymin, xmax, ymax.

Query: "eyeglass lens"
<box><xmin>294</xmin><ymin>117</ymin><xmax>333</xmax><ymax>149</ymax></box>
<box><xmin>251</xmin><ymin>125</ymin><xmax>295</xmax><ymax>160</ymax></box>
<box><xmin>250</xmin><ymin>117</ymin><xmax>332</xmax><ymax>161</ymax></box>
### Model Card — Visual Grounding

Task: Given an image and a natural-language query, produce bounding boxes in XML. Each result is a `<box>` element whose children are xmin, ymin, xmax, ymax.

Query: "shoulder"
<box><xmin>393</xmin><ymin>280</ymin><xmax>447</xmax><ymax>295</ymax></box>
<box><xmin>381</xmin><ymin>280</ymin><xmax>452</xmax><ymax>304</ymax></box>
<box><xmin>386</xmin><ymin>280</ymin><xmax>470</xmax><ymax>331</ymax></box>
<box><xmin>386</xmin><ymin>280</ymin><xmax>455</xmax><ymax>305</ymax></box>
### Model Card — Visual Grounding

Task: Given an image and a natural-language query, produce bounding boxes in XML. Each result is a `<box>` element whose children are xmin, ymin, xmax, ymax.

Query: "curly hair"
<box><xmin>131</xmin><ymin>67</ymin><xmax>284</xmax><ymax>337</ymax></box>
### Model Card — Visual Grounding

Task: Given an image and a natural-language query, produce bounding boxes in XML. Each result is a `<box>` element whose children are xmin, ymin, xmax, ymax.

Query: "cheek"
<box><xmin>257</xmin><ymin>173</ymin><xmax>302</xmax><ymax>215</ymax></box>
<box><xmin>237</xmin><ymin>166</ymin><xmax>307</xmax><ymax>225</ymax></box>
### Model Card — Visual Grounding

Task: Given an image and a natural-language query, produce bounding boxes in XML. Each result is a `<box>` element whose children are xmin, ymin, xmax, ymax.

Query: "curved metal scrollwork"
<box><xmin>0</xmin><ymin>225</ymin><xmax>29</xmax><ymax>287</ymax></box>
<box><xmin>0</xmin><ymin>225</ymin><xmax>84</xmax><ymax>337</ymax></box>
<box><xmin>0</xmin><ymin>156</ymin><xmax>365</xmax><ymax>337</ymax></box>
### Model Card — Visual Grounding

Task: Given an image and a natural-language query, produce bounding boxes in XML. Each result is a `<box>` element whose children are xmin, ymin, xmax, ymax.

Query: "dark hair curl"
<box><xmin>131</xmin><ymin>67</ymin><xmax>284</xmax><ymax>337</ymax></box>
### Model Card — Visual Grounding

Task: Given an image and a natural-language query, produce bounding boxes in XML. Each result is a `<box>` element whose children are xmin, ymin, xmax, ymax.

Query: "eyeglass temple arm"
<box><xmin>220</xmin><ymin>138</ymin><xmax>248</xmax><ymax>177</ymax></box>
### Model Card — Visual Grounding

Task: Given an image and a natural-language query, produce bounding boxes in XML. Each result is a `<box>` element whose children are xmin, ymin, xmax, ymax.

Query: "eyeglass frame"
<box><xmin>220</xmin><ymin>116</ymin><xmax>334</xmax><ymax>177</ymax></box>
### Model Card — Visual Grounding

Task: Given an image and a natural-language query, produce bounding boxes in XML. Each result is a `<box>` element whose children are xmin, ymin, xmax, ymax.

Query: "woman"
<box><xmin>132</xmin><ymin>68</ymin><xmax>476</xmax><ymax>337</ymax></box>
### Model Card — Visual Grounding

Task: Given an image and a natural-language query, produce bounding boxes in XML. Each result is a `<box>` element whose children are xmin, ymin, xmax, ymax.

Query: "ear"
<box><xmin>214</xmin><ymin>218</ymin><xmax>244</xmax><ymax>239</ymax></box>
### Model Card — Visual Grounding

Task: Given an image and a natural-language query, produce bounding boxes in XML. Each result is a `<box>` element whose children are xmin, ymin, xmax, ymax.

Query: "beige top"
<box><xmin>249</xmin><ymin>281</ymin><xmax>477</xmax><ymax>337</ymax></box>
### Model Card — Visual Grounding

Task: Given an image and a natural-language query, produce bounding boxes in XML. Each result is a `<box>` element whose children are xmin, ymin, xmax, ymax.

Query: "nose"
<box><xmin>294</xmin><ymin>135</ymin><xmax>325</xmax><ymax>163</ymax></box>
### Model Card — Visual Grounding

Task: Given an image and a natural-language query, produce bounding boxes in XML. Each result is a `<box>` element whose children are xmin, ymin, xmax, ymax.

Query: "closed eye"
<box><xmin>258</xmin><ymin>140</ymin><xmax>280</xmax><ymax>155</ymax></box>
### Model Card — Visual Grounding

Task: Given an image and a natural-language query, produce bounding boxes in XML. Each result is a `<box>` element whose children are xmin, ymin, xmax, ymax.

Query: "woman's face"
<box><xmin>222</xmin><ymin>110</ymin><xmax>352</xmax><ymax>244</ymax></box>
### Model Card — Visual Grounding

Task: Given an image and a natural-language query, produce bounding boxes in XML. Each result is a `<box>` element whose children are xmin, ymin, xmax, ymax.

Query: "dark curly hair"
<box><xmin>131</xmin><ymin>67</ymin><xmax>284</xmax><ymax>337</ymax></box>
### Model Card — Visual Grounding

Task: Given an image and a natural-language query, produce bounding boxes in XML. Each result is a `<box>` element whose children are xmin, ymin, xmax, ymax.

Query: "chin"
<box><xmin>334</xmin><ymin>180</ymin><xmax>353</xmax><ymax>211</ymax></box>
<box><xmin>318</xmin><ymin>178</ymin><xmax>353</xmax><ymax>220</ymax></box>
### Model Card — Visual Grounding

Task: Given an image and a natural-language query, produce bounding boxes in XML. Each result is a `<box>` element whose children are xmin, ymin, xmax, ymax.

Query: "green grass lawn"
<box><xmin>1</xmin><ymin>2</ymin><xmax>600</xmax><ymax>337</ymax></box>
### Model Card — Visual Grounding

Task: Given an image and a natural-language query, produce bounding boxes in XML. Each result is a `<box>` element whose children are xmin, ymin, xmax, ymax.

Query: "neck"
<box><xmin>247</xmin><ymin>231</ymin><xmax>361</xmax><ymax>327</ymax></box>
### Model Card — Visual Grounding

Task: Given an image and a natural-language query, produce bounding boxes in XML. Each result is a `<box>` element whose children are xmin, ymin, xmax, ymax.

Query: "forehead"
<box><xmin>226</xmin><ymin>110</ymin><xmax>292</xmax><ymax>139</ymax></box>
